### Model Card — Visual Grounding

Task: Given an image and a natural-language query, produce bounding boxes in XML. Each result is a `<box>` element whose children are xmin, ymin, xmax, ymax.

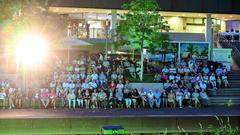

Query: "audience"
<box><xmin>0</xmin><ymin>54</ymin><xmax>229</xmax><ymax>109</ymax></box>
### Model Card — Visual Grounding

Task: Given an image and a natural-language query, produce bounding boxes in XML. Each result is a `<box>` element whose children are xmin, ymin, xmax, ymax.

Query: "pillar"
<box><xmin>111</xmin><ymin>10</ymin><xmax>117</xmax><ymax>53</ymax></box>
<box><xmin>205</xmin><ymin>14</ymin><xmax>213</xmax><ymax>60</ymax></box>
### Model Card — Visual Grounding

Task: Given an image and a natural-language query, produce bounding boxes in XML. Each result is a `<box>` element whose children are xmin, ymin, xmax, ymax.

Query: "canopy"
<box><xmin>62</xmin><ymin>37</ymin><xmax>92</xmax><ymax>46</ymax></box>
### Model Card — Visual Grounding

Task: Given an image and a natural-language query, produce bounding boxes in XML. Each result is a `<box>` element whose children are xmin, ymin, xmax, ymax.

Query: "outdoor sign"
<box><xmin>179</xmin><ymin>42</ymin><xmax>210</xmax><ymax>61</ymax></box>
<box><xmin>147</xmin><ymin>42</ymin><xmax>178</xmax><ymax>62</ymax></box>
<box><xmin>212</xmin><ymin>48</ymin><xmax>232</xmax><ymax>71</ymax></box>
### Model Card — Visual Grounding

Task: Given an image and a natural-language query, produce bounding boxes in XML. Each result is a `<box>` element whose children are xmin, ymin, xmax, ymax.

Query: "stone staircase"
<box><xmin>209</xmin><ymin>70</ymin><xmax>240</xmax><ymax>106</ymax></box>
<box><xmin>228</xmin><ymin>70</ymin><xmax>240</xmax><ymax>88</ymax></box>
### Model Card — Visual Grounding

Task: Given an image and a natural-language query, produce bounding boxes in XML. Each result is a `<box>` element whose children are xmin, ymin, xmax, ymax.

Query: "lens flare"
<box><xmin>16</xmin><ymin>34</ymin><xmax>48</xmax><ymax>67</ymax></box>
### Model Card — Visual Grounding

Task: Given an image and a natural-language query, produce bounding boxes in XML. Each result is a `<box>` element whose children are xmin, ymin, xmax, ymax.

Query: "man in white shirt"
<box><xmin>199</xmin><ymin>81</ymin><xmax>207</xmax><ymax>90</ymax></box>
<box><xmin>82</xmin><ymin>80</ymin><xmax>90</xmax><ymax>90</ymax></box>
<box><xmin>162</xmin><ymin>66</ymin><xmax>169</xmax><ymax>74</ymax></box>
<box><xmin>89</xmin><ymin>80</ymin><xmax>98</xmax><ymax>89</ymax></box>
<box><xmin>176</xmin><ymin>90</ymin><xmax>184</xmax><ymax>108</ymax></box>
<box><xmin>111</xmin><ymin>72</ymin><xmax>118</xmax><ymax>80</ymax></box>
<box><xmin>147</xmin><ymin>90</ymin><xmax>154</xmax><ymax>108</ymax></box>
<box><xmin>103</xmin><ymin>60</ymin><xmax>110</xmax><ymax>69</ymax></box>
<box><xmin>91</xmin><ymin>72</ymin><xmax>98</xmax><ymax>81</ymax></box>
<box><xmin>0</xmin><ymin>89</ymin><xmax>6</xmax><ymax>109</ymax></box>
<box><xmin>116</xmin><ymin>81</ymin><xmax>124</xmax><ymax>91</ymax></box>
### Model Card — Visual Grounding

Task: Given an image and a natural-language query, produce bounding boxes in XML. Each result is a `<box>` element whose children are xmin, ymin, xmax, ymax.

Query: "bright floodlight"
<box><xmin>16</xmin><ymin>34</ymin><xmax>48</xmax><ymax>67</ymax></box>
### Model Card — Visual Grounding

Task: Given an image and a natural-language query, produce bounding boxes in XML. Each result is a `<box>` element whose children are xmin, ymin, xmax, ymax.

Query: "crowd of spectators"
<box><xmin>0</xmin><ymin>54</ymin><xmax>229</xmax><ymax>109</ymax></box>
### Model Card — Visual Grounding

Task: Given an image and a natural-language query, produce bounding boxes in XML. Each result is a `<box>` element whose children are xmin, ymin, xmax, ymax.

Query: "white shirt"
<box><xmin>169</xmin><ymin>75</ymin><xmax>175</xmax><ymax>81</ymax></box>
<box><xmin>200</xmin><ymin>82</ymin><xmax>207</xmax><ymax>90</ymax></box>
<box><xmin>82</xmin><ymin>83</ymin><xmax>90</xmax><ymax>90</ymax></box>
<box><xmin>0</xmin><ymin>92</ymin><xmax>6</xmax><ymax>100</ymax></box>
<box><xmin>210</xmin><ymin>76</ymin><xmax>216</xmax><ymax>82</ymax></box>
<box><xmin>62</xmin><ymin>82</ymin><xmax>68</xmax><ymax>89</ymax></box>
<box><xmin>176</xmin><ymin>91</ymin><xmax>183</xmax><ymax>100</ymax></box>
<box><xmin>91</xmin><ymin>73</ymin><xmax>98</xmax><ymax>80</ymax></box>
<box><xmin>147</xmin><ymin>92</ymin><xmax>154</xmax><ymax>100</ymax></box>
<box><xmin>116</xmin><ymin>84</ymin><xmax>124</xmax><ymax>90</ymax></box>
<box><xmin>89</xmin><ymin>82</ymin><xmax>98</xmax><ymax>89</ymax></box>
<box><xmin>162</xmin><ymin>68</ymin><xmax>169</xmax><ymax>73</ymax></box>
<box><xmin>169</xmin><ymin>68</ymin><xmax>177</xmax><ymax>74</ymax></box>
<box><xmin>184</xmin><ymin>92</ymin><xmax>191</xmax><ymax>99</ymax></box>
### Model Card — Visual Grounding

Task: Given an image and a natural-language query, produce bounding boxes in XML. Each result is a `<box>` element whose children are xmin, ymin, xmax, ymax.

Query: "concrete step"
<box><xmin>209</xmin><ymin>96</ymin><xmax>240</xmax><ymax>104</ymax></box>
<box><xmin>209</xmin><ymin>102</ymin><xmax>240</xmax><ymax>106</ymax></box>
<box><xmin>216</xmin><ymin>90</ymin><xmax>240</xmax><ymax>96</ymax></box>
<box><xmin>228</xmin><ymin>83</ymin><xmax>240</xmax><ymax>88</ymax></box>
<box><xmin>230</xmin><ymin>83</ymin><xmax>240</xmax><ymax>88</ymax></box>
<box><xmin>229</xmin><ymin>70</ymin><xmax>240</xmax><ymax>73</ymax></box>
<box><xmin>228</xmin><ymin>79</ymin><xmax>240</xmax><ymax>84</ymax></box>
<box><xmin>228</xmin><ymin>75</ymin><xmax>240</xmax><ymax>79</ymax></box>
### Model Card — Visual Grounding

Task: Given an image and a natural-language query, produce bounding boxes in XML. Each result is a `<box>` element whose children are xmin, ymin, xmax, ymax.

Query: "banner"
<box><xmin>179</xmin><ymin>42</ymin><xmax>210</xmax><ymax>60</ymax></box>
<box><xmin>213</xmin><ymin>48</ymin><xmax>232</xmax><ymax>71</ymax></box>
<box><xmin>212</xmin><ymin>48</ymin><xmax>232</xmax><ymax>62</ymax></box>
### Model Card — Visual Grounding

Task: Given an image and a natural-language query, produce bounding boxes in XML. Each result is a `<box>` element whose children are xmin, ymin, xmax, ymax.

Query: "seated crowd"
<box><xmin>0</xmin><ymin>54</ymin><xmax>229</xmax><ymax>109</ymax></box>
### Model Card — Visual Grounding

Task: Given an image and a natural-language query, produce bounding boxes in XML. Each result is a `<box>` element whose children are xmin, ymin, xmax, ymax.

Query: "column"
<box><xmin>111</xmin><ymin>10</ymin><xmax>117</xmax><ymax>53</ymax></box>
<box><xmin>205</xmin><ymin>14</ymin><xmax>213</xmax><ymax>60</ymax></box>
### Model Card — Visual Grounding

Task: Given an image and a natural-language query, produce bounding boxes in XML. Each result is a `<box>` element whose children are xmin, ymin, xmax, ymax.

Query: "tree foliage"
<box><xmin>116</xmin><ymin>0</ymin><xmax>170</xmax><ymax>81</ymax></box>
<box><xmin>0</xmin><ymin>0</ymin><xmax>66</xmax><ymax>47</ymax></box>
<box><xmin>116</xmin><ymin>0</ymin><xmax>170</xmax><ymax>52</ymax></box>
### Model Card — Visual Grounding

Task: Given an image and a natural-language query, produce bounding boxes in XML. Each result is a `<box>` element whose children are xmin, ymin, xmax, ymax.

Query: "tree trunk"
<box><xmin>140</xmin><ymin>30</ymin><xmax>145</xmax><ymax>81</ymax></box>
<box><xmin>140</xmin><ymin>47</ymin><xmax>144</xmax><ymax>81</ymax></box>
<box><xmin>132</xmin><ymin>49</ymin><xmax>135</xmax><ymax>60</ymax></box>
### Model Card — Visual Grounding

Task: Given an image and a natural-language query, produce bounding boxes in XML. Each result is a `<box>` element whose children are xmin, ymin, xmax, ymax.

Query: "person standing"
<box><xmin>15</xmin><ymin>88</ymin><xmax>23</xmax><ymax>108</ymax></box>
<box><xmin>192</xmin><ymin>89</ymin><xmax>200</xmax><ymax>107</ymax></box>
<box><xmin>91</xmin><ymin>89</ymin><xmax>98</xmax><ymax>108</ymax></box>
<box><xmin>98</xmin><ymin>89</ymin><xmax>108</xmax><ymax>109</ymax></box>
<box><xmin>76</xmin><ymin>89</ymin><xmax>84</xmax><ymax>108</ymax></box>
<box><xmin>83</xmin><ymin>90</ymin><xmax>91</xmax><ymax>109</ymax></box>
<box><xmin>147</xmin><ymin>90</ymin><xmax>154</xmax><ymax>108</ymax></box>
<box><xmin>0</xmin><ymin>88</ymin><xmax>6</xmax><ymax>109</ymax></box>
<box><xmin>49</xmin><ymin>89</ymin><xmax>57</xmax><ymax>109</ymax></box>
<box><xmin>176</xmin><ymin>90</ymin><xmax>184</xmax><ymax>108</ymax></box>
<box><xmin>168</xmin><ymin>89</ymin><xmax>176</xmax><ymax>108</ymax></box>
<box><xmin>116</xmin><ymin>89</ymin><xmax>124</xmax><ymax>108</ymax></box>
<box><xmin>40</xmin><ymin>89</ymin><xmax>50</xmax><ymax>109</ymax></box>
<box><xmin>67</xmin><ymin>90</ymin><xmax>76</xmax><ymax>109</ymax></box>
<box><xmin>131</xmin><ymin>89</ymin><xmax>140</xmax><ymax>108</ymax></box>
<box><xmin>8</xmin><ymin>88</ymin><xmax>15</xmax><ymax>109</ymax></box>
<box><xmin>123</xmin><ymin>89</ymin><xmax>132</xmax><ymax>108</ymax></box>
<box><xmin>162</xmin><ymin>89</ymin><xmax>168</xmax><ymax>108</ymax></box>
<box><xmin>154</xmin><ymin>89</ymin><xmax>162</xmax><ymax>108</ymax></box>
<box><xmin>139</xmin><ymin>89</ymin><xmax>147</xmax><ymax>108</ymax></box>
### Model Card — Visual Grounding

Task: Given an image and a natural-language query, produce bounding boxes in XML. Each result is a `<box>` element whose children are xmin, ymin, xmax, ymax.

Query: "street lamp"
<box><xmin>16</xmin><ymin>33</ymin><xmax>48</xmax><ymax>90</ymax></box>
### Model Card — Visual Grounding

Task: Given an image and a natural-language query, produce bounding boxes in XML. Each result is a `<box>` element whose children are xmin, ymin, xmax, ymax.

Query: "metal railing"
<box><xmin>67</xmin><ymin>28</ymin><xmax>112</xmax><ymax>39</ymax></box>
<box><xmin>218</xmin><ymin>36</ymin><xmax>240</xmax><ymax>68</ymax></box>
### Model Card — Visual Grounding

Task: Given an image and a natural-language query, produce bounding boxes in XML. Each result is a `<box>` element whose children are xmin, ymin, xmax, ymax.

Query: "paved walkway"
<box><xmin>0</xmin><ymin>107</ymin><xmax>240</xmax><ymax>119</ymax></box>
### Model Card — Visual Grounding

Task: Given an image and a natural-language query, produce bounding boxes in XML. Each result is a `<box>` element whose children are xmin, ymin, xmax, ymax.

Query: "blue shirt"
<box><xmin>192</xmin><ymin>92</ymin><xmax>199</xmax><ymax>99</ymax></box>
<box><xmin>99</xmin><ymin>73</ymin><xmax>106</xmax><ymax>81</ymax></box>
<box><xmin>216</xmin><ymin>68</ymin><xmax>223</xmax><ymax>75</ymax></box>
<box><xmin>154</xmin><ymin>92</ymin><xmax>162</xmax><ymax>99</ymax></box>
<box><xmin>202</xmin><ymin>67</ymin><xmax>210</xmax><ymax>74</ymax></box>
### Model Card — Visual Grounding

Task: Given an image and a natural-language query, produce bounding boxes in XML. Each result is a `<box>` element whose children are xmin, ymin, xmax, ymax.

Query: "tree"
<box><xmin>0</xmin><ymin>0</ymin><xmax>66</xmax><ymax>46</ymax></box>
<box><xmin>0</xmin><ymin>0</ymin><xmax>66</xmax><ymax>71</ymax></box>
<box><xmin>116</xmin><ymin>0</ymin><xmax>169</xmax><ymax>81</ymax></box>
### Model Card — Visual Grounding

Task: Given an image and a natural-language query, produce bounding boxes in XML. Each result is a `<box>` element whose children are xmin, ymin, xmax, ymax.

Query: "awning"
<box><xmin>62</xmin><ymin>37</ymin><xmax>92</xmax><ymax>46</ymax></box>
